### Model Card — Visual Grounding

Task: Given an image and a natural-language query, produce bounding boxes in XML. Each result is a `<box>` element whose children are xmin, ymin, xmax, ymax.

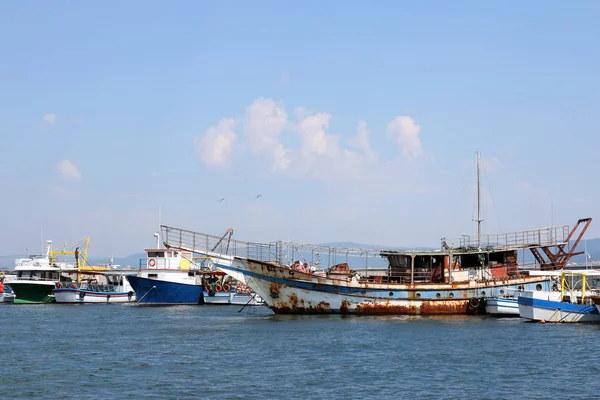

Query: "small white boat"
<box><xmin>53</xmin><ymin>272</ymin><xmax>136</xmax><ymax>304</ymax></box>
<box><xmin>0</xmin><ymin>273</ymin><xmax>15</xmax><ymax>303</ymax></box>
<box><xmin>202</xmin><ymin>272</ymin><xmax>265</xmax><ymax>306</ymax></box>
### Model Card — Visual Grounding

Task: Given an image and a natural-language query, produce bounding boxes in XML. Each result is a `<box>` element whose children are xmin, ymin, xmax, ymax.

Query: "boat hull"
<box><xmin>485</xmin><ymin>297</ymin><xmax>519</xmax><ymax>316</ymax></box>
<box><xmin>53</xmin><ymin>288</ymin><xmax>135</xmax><ymax>303</ymax></box>
<box><xmin>6</xmin><ymin>282</ymin><xmax>56</xmax><ymax>304</ymax></box>
<box><xmin>518</xmin><ymin>294</ymin><xmax>600</xmax><ymax>323</ymax></box>
<box><xmin>127</xmin><ymin>275</ymin><xmax>203</xmax><ymax>306</ymax></box>
<box><xmin>202</xmin><ymin>290</ymin><xmax>265</xmax><ymax>306</ymax></box>
<box><xmin>214</xmin><ymin>257</ymin><xmax>551</xmax><ymax>315</ymax></box>
<box><xmin>0</xmin><ymin>293</ymin><xmax>15</xmax><ymax>303</ymax></box>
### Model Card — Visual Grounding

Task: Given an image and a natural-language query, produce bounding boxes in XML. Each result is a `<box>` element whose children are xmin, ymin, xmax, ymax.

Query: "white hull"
<box><xmin>203</xmin><ymin>291</ymin><xmax>264</xmax><ymax>306</ymax></box>
<box><xmin>518</xmin><ymin>291</ymin><xmax>600</xmax><ymax>323</ymax></box>
<box><xmin>485</xmin><ymin>297</ymin><xmax>519</xmax><ymax>316</ymax></box>
<box><xmin>519</xmin><ymin>304</ymin><xmax>600</xmax><ymax>323</ymax></box>
<box><xmin>0</xmin><ymin>293</ymin><xmax>15</xmax><ymax>303</ymax></box>
<box><xmin>54</xmin><ymin>289</ymin><xmax>135</xmax><ymax>303</ymax></box>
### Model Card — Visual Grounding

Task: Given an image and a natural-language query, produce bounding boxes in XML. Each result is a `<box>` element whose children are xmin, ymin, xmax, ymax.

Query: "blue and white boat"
<box><xmin>518</xmin><ymin>270</ymin><xmax>600</xmax><ymax>323</ymax></box>
<box><xmin>127</xmin><ymin>247</ymin><xmax>205</xmax><ymax>306</ymax></box>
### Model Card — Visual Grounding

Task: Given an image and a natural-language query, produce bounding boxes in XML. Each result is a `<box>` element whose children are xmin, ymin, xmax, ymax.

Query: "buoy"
<box><xmin>540</xmin><ymin>320</ymin><xmax>546</xmax><ymax>324</ymax></box>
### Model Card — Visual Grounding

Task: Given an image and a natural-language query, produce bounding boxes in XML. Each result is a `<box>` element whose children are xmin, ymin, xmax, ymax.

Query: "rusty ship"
<box><xmin>158</xmin><ymin>217</ymin><xmax>591</xmax><ymax>315</ymax></box>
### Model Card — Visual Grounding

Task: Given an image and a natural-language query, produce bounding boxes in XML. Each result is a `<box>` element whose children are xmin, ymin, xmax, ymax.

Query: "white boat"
<box><xmin>4</xmin><ymin>241</ymin><xmax>77</xmax><ymax>304</ymax></box>
<box><xmin>53</xmin><ymin>272</ymin><xmax>136</xmax><ymax>304</ymax></box>
<box><xmin>202</xmin><ymin>273</ymin><xmax>264</xmax><ymax>306</ymax></box>
<box><xmin>0</xmin><ymin>273</ymin><xmax>15</xmax><ymax>303</ymax></box>
<box><xmin>518</xmin><ymin>270</ymin><xmax>600</xmax><ymax>323</ymax></box>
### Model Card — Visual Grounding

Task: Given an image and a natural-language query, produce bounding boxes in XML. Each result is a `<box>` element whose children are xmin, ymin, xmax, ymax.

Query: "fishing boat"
<box><xmin>126</xmin><ymin>245</ymin><xmax>204</xmax><ymax>306</ymax></box>
<box><xmin>128</xmin><ymin>231</ymin><xmax>263</xmax><ymax>306</ymax></box>
<box><xmin>5</xmin><ymin>237</ymin><xmax>107</xmax><ymax>304</ymax></box>
<box><xmin>53</xmin><ymin>272</ymin><xmax>136</xmax><ymax>304</ymax></box>
<box><xmin>157</xmin><ymin>216</ymin><xmax>592</xmax><ymax>316</ymax></box>
<box><xmin>518</xmin><ymin>270</ymin><xmax>600</xmax><ymax>323</ymax></box>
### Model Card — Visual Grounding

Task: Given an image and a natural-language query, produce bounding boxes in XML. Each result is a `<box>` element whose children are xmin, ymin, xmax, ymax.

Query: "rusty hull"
<box><xmin>220</xmin><ymin>258</ymin><xmax>546</xmax><ymax>316</ymax></box>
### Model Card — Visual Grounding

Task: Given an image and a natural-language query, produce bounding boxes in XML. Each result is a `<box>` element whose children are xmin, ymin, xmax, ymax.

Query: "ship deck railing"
<box><xmin>161</xmin><ymin>225</ymin><xmax>392</xmax><ymax>269</ymax></box>
<box><xmin>441</xmin><ymin>224</ymin><xmax>571</xmax><ymax>251</ymax></box>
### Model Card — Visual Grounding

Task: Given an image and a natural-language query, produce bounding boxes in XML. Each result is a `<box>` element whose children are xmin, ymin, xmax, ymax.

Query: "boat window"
<box><xmin>147</xmin><ymin>252</ymin><xmax>165</xmax><ymax>258</ymax></box>
<box><xmin>148</xmin><ymin>274</ymin><xmax>158</xmax><ymax>278</ymax></box>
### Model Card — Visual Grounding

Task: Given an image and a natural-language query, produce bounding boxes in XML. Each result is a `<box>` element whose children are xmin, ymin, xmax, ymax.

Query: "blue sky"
<box><xmin>1</xmin><ymin>1</ymin><xmax>599</xmax><ymax>257</ymax></box>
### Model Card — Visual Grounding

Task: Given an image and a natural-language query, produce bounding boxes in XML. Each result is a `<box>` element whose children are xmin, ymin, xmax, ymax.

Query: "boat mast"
<box><xmin>476</xmin><ymin>151</ymin><xmax>483</xmax><ymax>248</ymax></box>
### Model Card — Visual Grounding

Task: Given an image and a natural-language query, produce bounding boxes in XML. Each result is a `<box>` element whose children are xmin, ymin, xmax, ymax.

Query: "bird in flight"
<box><xmin>256</xmin><ymin>194</ymin><xmax>262</xmax><ymax>199</ymax></box>
<box><xmin>217</xmin><ymin>198</ymin><xmax>225</xmax><ymax>202</ymax></box>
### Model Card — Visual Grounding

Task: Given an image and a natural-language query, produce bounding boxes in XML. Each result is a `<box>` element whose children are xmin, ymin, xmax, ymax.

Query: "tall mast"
<box><xmin>476</xmin><ymin>151</ymin><xmax>483</xmax><ymax>248</ymax></box>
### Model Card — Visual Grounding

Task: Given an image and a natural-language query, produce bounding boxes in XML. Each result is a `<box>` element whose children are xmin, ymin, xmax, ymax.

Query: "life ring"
<box><xmin>235</xmin><ymin>286</ymin><xmax>243</xmax><ymax>295</ymax></box>
<box><xmin>148</xmin><ymin>258</ymin><xmax>156</xmax><ymax>267</ymax></box>
<box><xmin>205</xmin><ymin>284</ymin><xmax>212</xmax><ymax>292</ymax></box>
<box><xmin>55</xmin><ymin>282</ymin><xmax>61</xmax><ymax>288</ymax></box>
<box><xmin>469</xmin><ymin>298</ymin><xmax>480</xmax><ymax>309</ymax></box>
<box><xmin>244</xmin><ymin>286</ymin><xmax>252</xmax><ymax>295</ymax></box>
<box><xmin>222</xmin><ymin>284</ymin><xmax>230</xmax><ymax>292</ymax></box>
<box><xmin>215</xmin><ymin>284</ymin><xmax>223</xmax><ymax>292</ymax></box>
<box><xmin>69</xmin><ymin>283</ymin><xmax>77</xmax><ymax>289</ymax></box>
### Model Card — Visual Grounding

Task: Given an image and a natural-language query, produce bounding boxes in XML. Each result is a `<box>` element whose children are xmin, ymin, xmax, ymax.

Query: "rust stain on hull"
<box><xmin>270</xmin><ymin>299</ymin><xmax>488</xmax><ymax>315</ymax></box>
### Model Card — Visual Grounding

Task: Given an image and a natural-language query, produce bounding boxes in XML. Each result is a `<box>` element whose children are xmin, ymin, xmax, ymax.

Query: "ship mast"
<box><xmin>476</xmin><ymin>151</ymin><xmax>483</xmax><ymax>248</ymax></box>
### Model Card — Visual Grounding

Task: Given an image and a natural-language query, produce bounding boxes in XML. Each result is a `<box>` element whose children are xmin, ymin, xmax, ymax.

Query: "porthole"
<box><xmin>436</xmin><ymin>293</ymin><xmax>441</xmax><ymax>298</ymax></box>
<box><xmin>481</xmin><ymin>291</ymin><xmax>486</xmax><ymax>297</ymax></box>
<box><xmin>389</xmin><ymin>292</ymin><xmax>394</xmax><ymax>297</ymax></box>
<box><xmin>449</xmin><ymin>293</ymin><xmax>454</xmax><ymax>298</ymax></box>
<box><xmin>536</xmin><ymin>284</ymin><xmax>542</xmax><ymax>291</ymax></box>
<box><xmin>500</xmin><ymin>289</ymin><xmax>505</xmax><ymax>295</ymax></box>
<box><xmin>416</xmin><ymin>293</ymin><xmax>421</xmax><ymax>298</ymax></box>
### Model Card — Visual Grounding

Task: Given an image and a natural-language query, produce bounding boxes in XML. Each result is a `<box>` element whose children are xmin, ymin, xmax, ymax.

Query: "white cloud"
<box><xmin>386</xmin><ymin>116</ymin><xmax>423</xmax><ymax>159</ymax></box>
<box><xmin>349</xmin><ymin>120</ymin><xmax>376</xmax><ymax>161</ymax></box>
<box><xmin>297</xmin><ymin>112</ymin><xmax>333</xmax><ymax>156</ymax></box>
<box><xmin>244</xmin><ymin>98</ymin><xmax>287</xmax><ymax>154</ymax></box>
<box><xmin>43</xmin><ymin>113</ymin><xmax>56</xmax><ymax>124</ymax></box>
<box><xmin>197</xmin><ymin>99</ymin><xmax>426</xmax><ymax>181</ymax></box>
<box><xmin>194</xmin><ymin>118</ymin><xmax>237</xmax><ymax>167</ymax></box>
<box><xmin>58</xmin><ymin>160</ymin><xmax>82</xmax><ymax>181</ymax></box>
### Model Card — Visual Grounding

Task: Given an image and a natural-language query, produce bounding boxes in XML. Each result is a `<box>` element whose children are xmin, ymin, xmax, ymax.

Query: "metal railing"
<box><xmin>442</xmin><ymin>224</ymin><xmax>570</xmax><ymax>250</ymax></box>
<box><xmin>160</xmin><ymin>225</ymin><xmax>387</xmax><ymax>270</ymax></box>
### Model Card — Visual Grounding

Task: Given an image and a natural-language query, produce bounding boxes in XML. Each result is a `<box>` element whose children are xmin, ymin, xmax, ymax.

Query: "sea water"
<box><xmin>2</xmin><ymin>304</ymin><xmax>600</xmax><ymax>399</ymax></box>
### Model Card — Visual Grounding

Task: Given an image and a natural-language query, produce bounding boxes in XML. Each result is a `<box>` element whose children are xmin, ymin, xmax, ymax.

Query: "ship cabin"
<box><xmin>143</xmin><ymin>248</ymin><xmax>193</xmax><ymax>271</ymax></box>
<box><xmin>379</xmin><ymin>248</ymin><xmax>519</xmax><ymax>285</ymax></box>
